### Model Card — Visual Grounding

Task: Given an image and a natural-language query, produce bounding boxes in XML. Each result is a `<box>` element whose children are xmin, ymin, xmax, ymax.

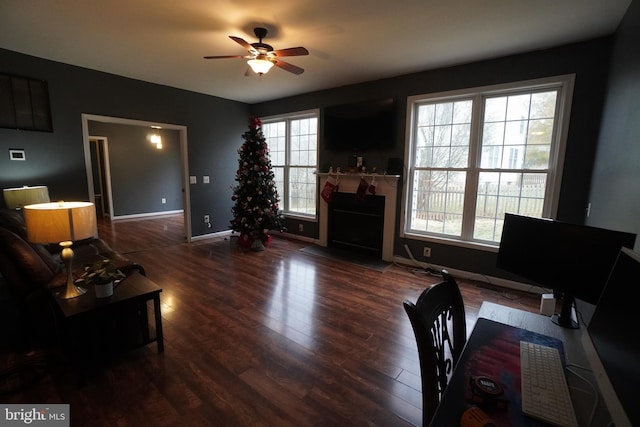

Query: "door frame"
<box><xmin>89</xmin><ymin>136</ymin><xmax>112</xmax><ymax>218</ymax></box>
<box><xmin>81</xmin><ymin>113</ymin><xmax>192</xmax><ymax>243</ymax></box>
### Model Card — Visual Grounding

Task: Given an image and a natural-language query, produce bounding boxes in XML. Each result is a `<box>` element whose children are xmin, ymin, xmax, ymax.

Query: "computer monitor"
<box><xmin>581</xmin><ymin>247</ymin><xmax>640</xmax><ymax>426</ymax></box>
<box><xmin>496</xmin><ymin>213</ymin><xmax>636</xmax><ymax>328</ymax></box>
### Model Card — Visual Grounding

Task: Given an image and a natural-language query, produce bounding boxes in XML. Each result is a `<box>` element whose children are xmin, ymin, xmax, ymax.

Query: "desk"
<box><xmin>54</xmin><ymin>272</ymin><xmax>163</xmax><ymax>381</ymax></box>
<box><xmin>430</xmin><ymin>302</ymin><xmax>611</xmax><ymax>426</ymax></box>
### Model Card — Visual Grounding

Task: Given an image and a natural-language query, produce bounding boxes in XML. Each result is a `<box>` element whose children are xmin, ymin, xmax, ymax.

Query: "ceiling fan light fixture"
<box><xmin>247</xmin><ymin>58</ymin><xmax>274</xmax><ymax>75</ymax></box>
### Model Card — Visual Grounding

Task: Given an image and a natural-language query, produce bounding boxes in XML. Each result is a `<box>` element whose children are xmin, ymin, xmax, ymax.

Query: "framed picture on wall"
<box><xmin>0</xmin><ymin>73</ymin><xmax>53</xmax><ymax>132</ymax></box>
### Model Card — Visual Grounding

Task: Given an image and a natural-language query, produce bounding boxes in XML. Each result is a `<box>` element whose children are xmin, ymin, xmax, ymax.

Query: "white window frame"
<box><xmin>262</xmin><ymin>109</ymin><xmax>319</xmax><ymax>220</ymax></box>
<box><xmin>401</xmin><ymin>75</ymin><xmax>575</xmax><ymax>251</ymax></box>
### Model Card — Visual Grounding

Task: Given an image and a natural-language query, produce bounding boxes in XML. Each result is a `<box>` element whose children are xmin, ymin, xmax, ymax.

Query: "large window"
<box><xmin>404</xmin><ymin>75</ymin><xmax>574</xmax><ymax>246</ymax></box>
<box><xmin>262</xmin><ymin>111</ymin><xmax>318</xmax><ymax>217</ymax></box>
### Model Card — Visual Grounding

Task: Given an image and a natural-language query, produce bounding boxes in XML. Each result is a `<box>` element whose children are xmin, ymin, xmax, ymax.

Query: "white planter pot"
<box><xmin>94</xmin><ymin>282</ymin><xmax>114</xmax><ymax>298</ymax></box>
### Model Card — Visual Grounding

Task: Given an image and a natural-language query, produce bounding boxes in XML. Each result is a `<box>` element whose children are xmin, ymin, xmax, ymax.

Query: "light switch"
<box><xmin>189</xmin><ymin>175</ymin><xmax>197</xmax><ymax>184</ymax></box>
<box><xmin>203</xmin><ymin>175</ymin><xmax>210</xmax><ymax>184</ymax></box>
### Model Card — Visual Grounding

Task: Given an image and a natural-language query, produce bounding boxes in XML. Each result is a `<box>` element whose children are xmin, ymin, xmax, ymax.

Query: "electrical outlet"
<box><xmin>423</xmin><ymin>247</ymin><xmax>431</xmax><ymax>257</ymax></box>
<box><xmin>161</xmin><ymin>198</ymin><xmax>166</xmax><ymax>204</ymax></box>
<box><xmin>298</xmin><ymin>223</ymin><xmax>304</xmax><ymax>232</ymax></box>
<box><xmin>204</xmin><ymin>215</ymin><xmax>209</xmax><ymax>223</ymax></box>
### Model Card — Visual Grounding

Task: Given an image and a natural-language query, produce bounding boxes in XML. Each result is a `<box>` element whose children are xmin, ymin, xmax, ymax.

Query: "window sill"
<box><xmin>284</xmin><ymin>212</ymin><xmax>317</xmax><ymax>222</ymax></box>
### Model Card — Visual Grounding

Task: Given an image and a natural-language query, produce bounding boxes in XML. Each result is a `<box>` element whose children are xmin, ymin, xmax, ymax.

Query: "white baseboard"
<box><xmin>191</xmin><ymin>229</ymin><xmax>234</xmax><ymax>242</ymax></box>
<box><xmin>112</xmin><ymin>210</ymin><xmax>183</xmax><ymax>221</ymax></box>
<box><xmin>278</xmin><ymin>231</ymin><xmax>318</xmax><ymax>244</ymax></box>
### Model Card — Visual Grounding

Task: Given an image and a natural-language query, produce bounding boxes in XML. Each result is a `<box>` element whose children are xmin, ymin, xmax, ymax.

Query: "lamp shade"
<box><xmin>3</xmin><ymin>186</ymin><xmax>50</xmax><ymax>209</ymax></box>
<box><xmin>23</xmin><ymin>201</ymin><xmax>97</xmax><ymax>244</ymax></box>
<box><xmin>247</xmin><ymin>58</ymin><xmax>274</xmax><ymax>75</ymax></box>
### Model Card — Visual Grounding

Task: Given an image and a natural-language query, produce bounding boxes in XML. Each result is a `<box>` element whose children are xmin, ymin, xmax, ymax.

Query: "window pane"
<box><xmin>504</xmin><ymin>121</ymin><xmax>527</xmax><ymax>146</ymax></box>
<box><xmin>524</xmin><ymin>144</ymin><xmax>550</xmax><ymax>169</ymax></box>
<box><xmin>418</xmin><ymin>104</ymin><xmax>435</xmax><ymax>126</ymax></box>
<box><xmin>506</xmin><ymin>94</ymin><xmax>531</xmax><ymax>121</ymax></box>
<box><xmin>484</xmin><ymin>97</ymin><xmax>506</xmax><ymax>122</ymax></box>
<box><xmin>450</xmin><ymin>145</ymin><xmax>469</xmax><ymax>168</ymax></box>
<box><xmin>264</xmin><ymin>122</ymin><xmax>286</xmax><ymax>166</ymax></box>
<box><xmin>409</xmin><ymin>169</ymin><xmax>465</xmax><ymax>237</ymax></box>
<box><xmin>531</xmin><ymin>91</ymin><xmax>557</xmax><ymax>118</ymax></box>
<box><xmin>416</xmin><ymin>100</ymin><xmax>471</xmax><ymax>168</ymax></box>
<box><xmin>289</xmin><ymin>167</ymin><xmax>316</xmax><ymax>215</ymax></box>
<box><xmin>473</xmin><ymin>171</ymin><xmax>546</xmax><ymax>241</ymax></box>
<box><xmin>290</xmin><ymin>117</ymin><xmax>317</xmax><ymax>167</ymax></box>
<box><xmin>482</xmin><ymin>122</ymin><xmax>505</xmax><ymax>147</ymax></box>
<box><xmin>273</xmin><ymin>166</ymin><xmax>284</xmax><ymax>205</ymax></box>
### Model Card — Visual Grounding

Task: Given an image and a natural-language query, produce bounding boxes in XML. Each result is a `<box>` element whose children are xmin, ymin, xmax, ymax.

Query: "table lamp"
<box><xmin>23</xmin><ymin>201</ymin><xmax>98</xmax><ymax>299</ymax></box>
<box><xmin>3</xmin><ymin>186</ymin><xmax>50</xmax><ymax>209</ymax></box>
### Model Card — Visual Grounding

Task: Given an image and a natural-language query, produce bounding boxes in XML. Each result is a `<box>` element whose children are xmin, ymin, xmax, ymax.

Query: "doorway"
<box><xmin>81</xmin><ymin>114</ymin><xmax>192</xmax><ymax>243</ymax></box>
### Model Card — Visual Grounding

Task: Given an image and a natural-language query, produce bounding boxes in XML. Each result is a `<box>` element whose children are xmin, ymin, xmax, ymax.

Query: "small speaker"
<box><xmin>540</xmin><ymin>293</ymin><xmax>556</xmax><ymax>316</ymax></box>
<box><xmin>387</xmin><ymin>157</ymin><xmax>403</xmax><ymax>175</ymax></box>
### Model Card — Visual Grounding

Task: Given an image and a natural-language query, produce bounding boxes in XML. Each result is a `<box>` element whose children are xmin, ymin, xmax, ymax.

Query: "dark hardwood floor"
<box><xmin>1</xmin><ymin>215</ymin><xmax>541</xmax><ymax>426</ymax></box>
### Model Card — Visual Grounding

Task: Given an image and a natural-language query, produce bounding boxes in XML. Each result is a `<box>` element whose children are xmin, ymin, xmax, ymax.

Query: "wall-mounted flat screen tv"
<box><xmin>323</xmin><ymin>98</ymin><xmax>396</xmax><ymax>152</ymax></box>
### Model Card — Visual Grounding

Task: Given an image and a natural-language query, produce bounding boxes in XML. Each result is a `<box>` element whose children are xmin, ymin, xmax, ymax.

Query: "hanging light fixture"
<box><xmin>247</xmin><ymin>54</ymin><xmax>274</xmax><ymax>75</ymax></box>
<box><xmin>149</xmin><ymin>132</ymin><xmax>162</xmax><ymax>149</ymax></box>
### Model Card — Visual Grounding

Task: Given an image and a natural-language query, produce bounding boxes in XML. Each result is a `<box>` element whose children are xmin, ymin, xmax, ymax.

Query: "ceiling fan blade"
<box><xmin>273</xmin><ymin>59</ymin><xmax>304</xmax><ymax>75</ymax></box>
<box><xmin>229</xmin><ymin>36</ymin><xmax>254</xmax><ymax>52</ymax></box>
<box><xmin>272</xmin><ymin>47</ymin><xmax>309</xmax><ymax>57</ymax></box>
<box><xmin>203</xmin><ymin>55</ymin><xmax>248</xmax><ymax>59</ymax></box>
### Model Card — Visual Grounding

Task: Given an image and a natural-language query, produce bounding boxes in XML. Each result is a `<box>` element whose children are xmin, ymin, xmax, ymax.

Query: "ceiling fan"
<box><xmin>204</xmin><ymin>27</ymin><xmax>309</xmax><ymax>76</ymax></box>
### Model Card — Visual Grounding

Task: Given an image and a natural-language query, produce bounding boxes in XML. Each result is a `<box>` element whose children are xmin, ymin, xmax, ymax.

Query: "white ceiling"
<box><xmin>0</xmin><ymin>0</ymin><xmax>631</xmax><ymax>104</ymax></box>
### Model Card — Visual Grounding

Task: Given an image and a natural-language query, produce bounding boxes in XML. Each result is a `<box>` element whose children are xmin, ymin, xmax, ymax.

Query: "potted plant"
<box><xmin>77</xmin><ymin>259</ymin><xmax>125</xmax><ymax>298</ymax></box>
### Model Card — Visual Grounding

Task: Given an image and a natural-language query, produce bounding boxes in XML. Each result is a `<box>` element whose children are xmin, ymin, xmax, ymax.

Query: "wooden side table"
<box><xmin>54</xmin><ymin>272</ymin><xmax>163</xmax><ymax>383</ymax></box>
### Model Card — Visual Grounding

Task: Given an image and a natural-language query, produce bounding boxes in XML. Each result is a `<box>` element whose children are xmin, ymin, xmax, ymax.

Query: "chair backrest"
<box><xmin>403</xmin><ymin>270</ymin><xmax>467</xmax><ymax>426</ymax></box>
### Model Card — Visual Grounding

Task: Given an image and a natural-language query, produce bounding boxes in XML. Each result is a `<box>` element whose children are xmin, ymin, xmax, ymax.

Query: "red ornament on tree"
<box><xmin>249</xmin><ymin>115</ymin><xmax>262</xmax><ymax>129</ymax></box>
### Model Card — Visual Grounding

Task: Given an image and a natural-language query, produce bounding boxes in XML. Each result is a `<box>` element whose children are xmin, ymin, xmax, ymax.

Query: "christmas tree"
<box><xmin>230</xmin><ymin>116</ymin><xmax>285</xmax><ymax>250</ymax></box>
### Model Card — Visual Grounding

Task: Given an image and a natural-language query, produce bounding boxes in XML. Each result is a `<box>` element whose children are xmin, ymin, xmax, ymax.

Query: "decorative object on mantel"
<box><xmin>368</xmin><ymin>175</ymin><xmax>377</xmax><ymax>195</ymax></box>
<box><xmin>230</xmin><ymin>116</ymin><xmax>285</xmax><ymax>251</ymax></box>
<box><xmin>321</xmin><ymin>175</ymin><xmax>339</xmax><ymax>203</ymax></box>
<box><xmin>356</xmin><ymin>178</ymin><xmax>369</xmax><ymax>201</ymax></box>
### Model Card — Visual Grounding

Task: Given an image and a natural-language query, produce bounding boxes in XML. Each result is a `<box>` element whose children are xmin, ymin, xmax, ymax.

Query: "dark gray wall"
<box><xmin>88</xmin><ymin>121</ymin><xmax>182</xmax><ymax>216</ymax></box>
<box><xmin>588</xmin><ymin>0</ymin><xmax>640</xmax><ymax>250</ymax></box>
<box><xmin>0</xmin><ymin>48</ymin><xmax>250</xmax><ymax>236</ymax></box>
<box><xmin>252</xmin><ymin>37</ymin><xmax>615</xmax><ymax>279</ymax></box>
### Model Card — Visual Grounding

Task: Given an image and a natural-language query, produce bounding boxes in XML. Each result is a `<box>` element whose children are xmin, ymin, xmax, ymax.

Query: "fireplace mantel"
<box><xmin>317</xmin><ymin>173</ymin><xmax>400</xmax><ymax>261</ymax></box>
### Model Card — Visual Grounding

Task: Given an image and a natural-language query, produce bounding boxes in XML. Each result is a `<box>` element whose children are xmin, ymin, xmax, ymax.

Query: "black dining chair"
<box><xmin>403</xmin><ymin>270</ymin><xmax>467</xmax><ymax>426</ymax></box>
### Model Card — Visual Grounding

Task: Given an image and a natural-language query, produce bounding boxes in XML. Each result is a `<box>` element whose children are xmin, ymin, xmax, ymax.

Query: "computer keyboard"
<box><xmin>520</xmin><ymin>341</ymin><xmax>578</xmax><ymax>427</ymax></box>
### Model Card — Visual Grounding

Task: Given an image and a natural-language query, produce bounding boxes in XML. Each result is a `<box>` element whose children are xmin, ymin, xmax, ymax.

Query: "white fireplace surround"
<box><xmin>317</xmin><ymin>173</ymin><xmax>400</xmax><ymax>261</ymax></box>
